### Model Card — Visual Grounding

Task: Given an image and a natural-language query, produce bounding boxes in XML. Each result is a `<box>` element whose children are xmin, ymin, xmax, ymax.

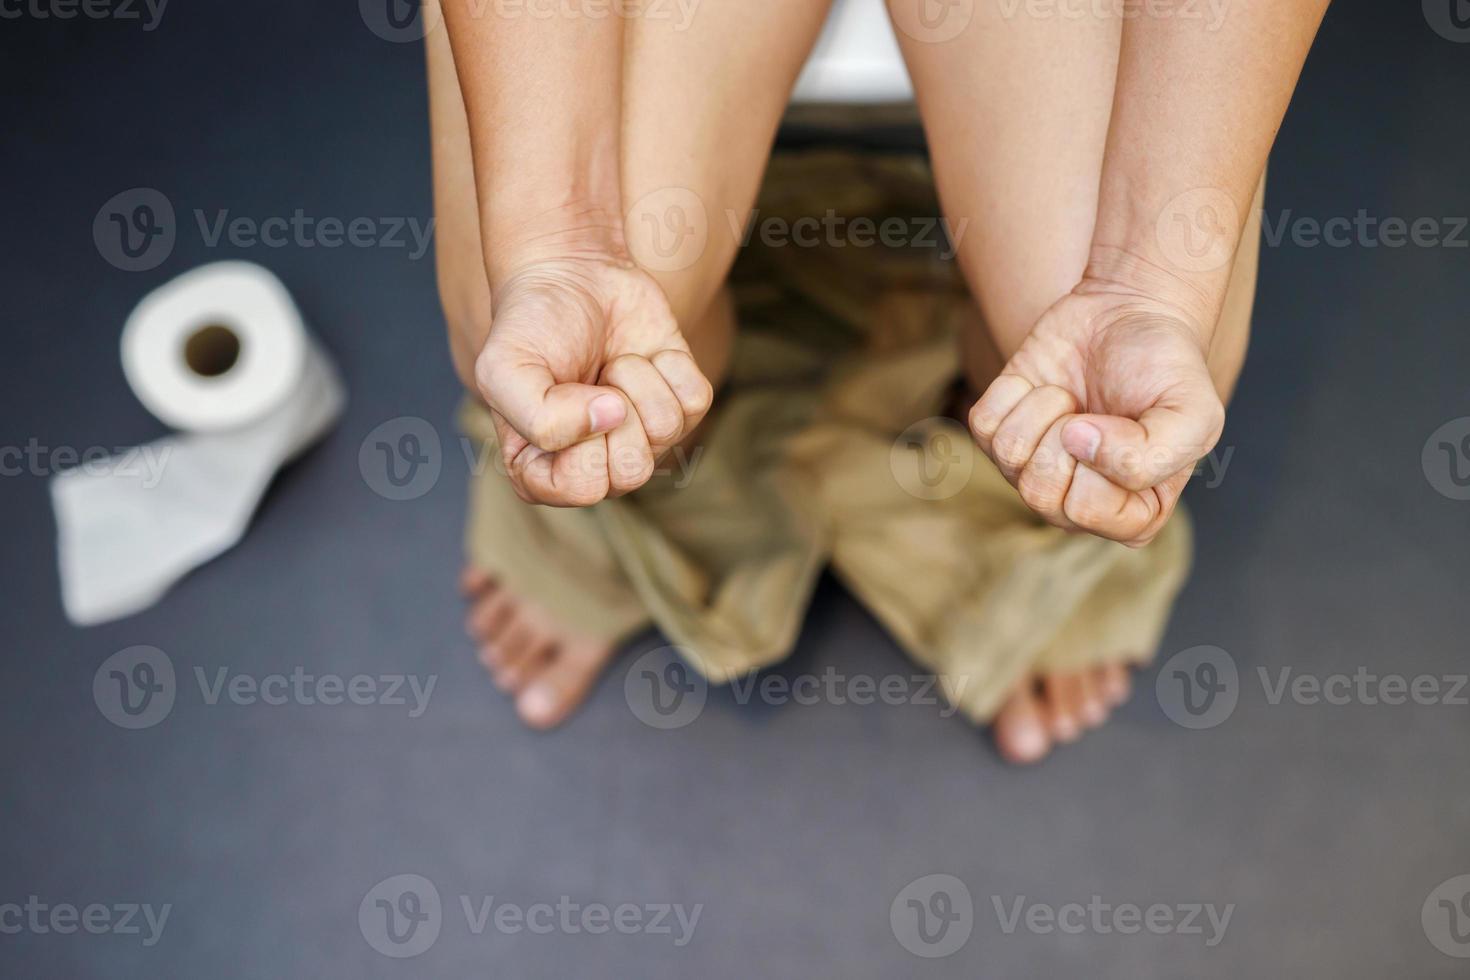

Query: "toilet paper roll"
<box><xmin>121</xmin><ymin>261</ymin><xmax>308</xmax><ymax>432</ymax></box>
<box><xmin>52</xmin><ymin>261</ymin><xmax>346</xmax><ymax>626</ymax></box>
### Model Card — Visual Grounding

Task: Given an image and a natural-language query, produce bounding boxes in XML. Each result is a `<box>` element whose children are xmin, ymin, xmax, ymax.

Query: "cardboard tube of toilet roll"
<box><xmin>120</xmin><ymin>261</ymin><xmax>309</xmax><ymax>432</ymax></box>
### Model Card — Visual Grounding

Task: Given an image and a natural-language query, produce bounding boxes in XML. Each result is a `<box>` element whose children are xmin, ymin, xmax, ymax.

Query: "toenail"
<box><xmin>1011</xmin><ymin>724</ymin><xmax>1048</xmax><ymax>761</ymax></box>
<box><xmin>519</xmin><ymin>684</ymin><xmax>556</xmax><ymax>723</ymax></box>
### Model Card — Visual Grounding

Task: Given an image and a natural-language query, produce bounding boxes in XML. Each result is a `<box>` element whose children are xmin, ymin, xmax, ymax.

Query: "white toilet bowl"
<box><xmin>792</xmin><ymin>0</ymin><xmax>915</xmax><ymax>104</ymax></box>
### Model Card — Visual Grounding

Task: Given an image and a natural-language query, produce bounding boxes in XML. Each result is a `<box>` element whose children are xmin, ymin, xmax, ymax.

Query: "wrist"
<box><xmin>483</xmin><ymin>200</ymin><xmax>629</xmax><ymax>290</ymax></box>
<box><xmin>1079</xmin><ymin>243</ymin><xmax>1224</xmax><ymax>348</ymax></box>
<box><xmin>1088</xmin><ymin>176</ymin><xmax>1253</xmax><ymax>332</ymax></box>
<box><xmin>480</xmin><ymin>128</ymin><xmax>626</xmax><ymax>286</ymax></box>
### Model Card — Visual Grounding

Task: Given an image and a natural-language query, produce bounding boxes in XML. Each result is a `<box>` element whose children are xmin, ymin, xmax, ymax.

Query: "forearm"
<box><xmin>1088</xmin><ymin>0</ymin><xmax>1329</xmax><ymax>333</ymax></box>
<box><xmin>441</xmin><ymin>1</ymin><xmax>626</xmax><ymax>287</ymax></box>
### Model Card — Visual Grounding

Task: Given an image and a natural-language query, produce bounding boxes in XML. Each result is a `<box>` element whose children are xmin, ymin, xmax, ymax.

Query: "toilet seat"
<box><xmin>792</xmin><ymin>0</ymin><xmax>915</xmax><ymax>103</ymax></box>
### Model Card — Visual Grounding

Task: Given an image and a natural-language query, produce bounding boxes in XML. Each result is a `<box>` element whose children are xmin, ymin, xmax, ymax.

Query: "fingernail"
<box><xmin>588</xmin><ymin>394</ymin><xmax>625</xmax><ymax>433</ymax></box>
<box><xmin>1063</xmin><ymin>420</ymin><xmax>1102</xmax><ymax>463</ymax></box>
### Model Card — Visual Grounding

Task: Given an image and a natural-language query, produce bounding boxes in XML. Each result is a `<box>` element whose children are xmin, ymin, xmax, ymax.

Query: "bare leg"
<box><xmin>892</xmin><ymin>3</ymin><xmax>1257</xmax><ymax>761</ymax></box>
<box><xmin>429</xmin><ymin>0</ymin><xmax>833</xmax><ymax>727</ymax></box>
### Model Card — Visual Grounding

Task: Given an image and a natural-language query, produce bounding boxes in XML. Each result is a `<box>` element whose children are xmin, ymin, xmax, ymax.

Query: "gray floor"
<box><xmin>4</xmin><ymin>3</ymin><xmax>1470</xmax><ymax>978</ymax></box>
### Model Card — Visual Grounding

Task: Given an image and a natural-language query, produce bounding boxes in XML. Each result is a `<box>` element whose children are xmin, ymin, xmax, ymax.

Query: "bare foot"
<box><xmin>460</xmin><ymin>566</ymin><xmax>616</xmax><ymax>729</ymax></box>
<box><xmin>992</xmin><ymin>663</ymin><xmax>1133</xmax><ymax>764</ymax></box>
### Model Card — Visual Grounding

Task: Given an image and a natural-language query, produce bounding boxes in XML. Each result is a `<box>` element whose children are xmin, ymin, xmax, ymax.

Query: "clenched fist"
<box><xmin>969</xmin><ymin>283</ymin><xmax>1225</xmax><ymax>547</ymax></box>
<box><xmin>474</xmin><ymin>254</ymin><xmax>713</xmax><ymax>507</ymax></box>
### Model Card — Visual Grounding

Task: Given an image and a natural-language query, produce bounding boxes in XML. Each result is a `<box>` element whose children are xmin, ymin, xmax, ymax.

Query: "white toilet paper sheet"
<box><xmin>51</xmin><ymin>262</ymin><xmax>346</xmax><ymax>626</ymax></box>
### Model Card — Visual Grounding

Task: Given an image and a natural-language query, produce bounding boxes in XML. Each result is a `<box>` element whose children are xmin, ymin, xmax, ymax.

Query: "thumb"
<box><xmin>475</xmin><ymin>350</ymin><xmax>626</xmax><ymax>453</ymax></box>
<box><xmin>1061</xmin><ymin>385</ymin><xmax>1223</xmax><ymax>493</ymax></box>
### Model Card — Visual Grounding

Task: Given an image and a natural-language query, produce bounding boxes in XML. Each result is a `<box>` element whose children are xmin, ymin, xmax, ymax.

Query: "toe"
<box><xmin>1043</xmin><ymin>673</ymin><xmax>1085</xmax><ymax>743</ymax></box>
<box><xmin>993</xmin><ymin>682</ymin><xmax>1052</xmax><ymax>765</ymax></box>
<box><xmin>515</xmin><ymin>640</ymin><xmax>610</xmax><ymax>731</ymax></box>
<box><xmin>1075</xmin><ymin>668</ymin><xmax>1109</xmax><ymax>729</ymax></box>
<box><xmin>460</xmin><ymin>565</ymin><xmax>493</xmax><ymax>597</ymax></box>
<box><xmin>496</xmin><ymin>644</ymin><xmax>552</xmax><ymax>693</ymax></box>
<box><xmin>1099</xmin><ymin>663</ymin><xmax>1132</xmax><ymax>707</ymax></box>
<box><xmin>491</xmin><ymin>615</ymin><xmax>544</xmax><ymax>692</ymax></box>
<box><xmin>465</xmin><ymin>586</ymin><xmax>515</xmax><ymax>642</ymax></box>
<box><xmin>477</xmin><ymin>641</ymin><xmax>500</xmax><ymax>671</ymax></box>
<box><xmin>498</xmin><ymin>612</ymin><xmax>538</xmax><ymax>662</ymax></box>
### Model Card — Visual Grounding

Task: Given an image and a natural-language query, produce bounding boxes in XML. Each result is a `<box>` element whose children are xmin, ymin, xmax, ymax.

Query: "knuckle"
<box><xmin>683</xmin><ymin>376</ymin><xmax>714</xmax><ymax>417</ymax></box>
<box><xmin>993</xmin><ymin>434</ymin><xmax>1028</xmax><ymax>472</ymax></box>
<box><xmin>969</xmin><ymin>404</ymin><xmax>999</xmax><ymax>439</ymax></box>
<box><xmin>558</xmin><ymin>451</ymin><xmax>610</xmax><ymax>507</ymax></box>
<box><xmin>1062</xmin><ymin>492</ymin><xmax>1109</xmax><ymax>532</ymax></box>
<box><xmin>602</xmin><ymin>353</ymin><xmax>642</xmax><ymax>385</ymax></box>
<box><xmin>1037</xmin><ymin>384</ymin><xmax>1076</xmax><ymax>411</ymax></box>
<box><xmin>495</xmin><ymin>448</ymin><xmax>517</xmax><ymax>481</ymax></box>
<box><xmin>1018</xmin><ymin>474</ymin><xmax>1063</xmax><ymax>516</ymax></box>
<box><xmin>609</xmin><ymin>446</ymin><xmax>656</xmax><ymax>491</ymax></box>
<box><xmin>1113</xmin><ymin>517</ymin><xmax>1150</xmax><ymax>543</ymax></box>
<box><xmin>1204</xmin><ymin>397</ymin><xmax>1227</xmax><ymax>444</ymax></box>
<box><xmin>653</xmin><ymin>351</ymin><xmax>714</xmax><ymax>413</ymax></box>
<box><xmin>565</xmin><ymin>487</ymin><xmax>605</xmax><ymax>508</ymax></box>
<box><xmin>559</xmin><ymin>474</ymin><xmax>607</xmax><ymax>508</ymax></box>
<box><xmin>641</xmin><ymin>405</ymin><xmax>684</xmax><ymax>444</ymax></box>
<box><xmin>524</xmin><ymin>481</ymin><xmax>563</xmax><ymax>507</ymax></box>
<box><xmin>472</xmin><ymin>349</ymin><xmax>498</xmax><ymax>403</ymax></box>
<box><xmin>1042</xmin><ymin>512</ymin><xmax>1076</xmax><ymax>531</ymax></box>
<box><xmin>1206</xmin><ymin>391</ymin><xmax>1225</xmax><ymax>423</ymax></box>
<box><xmin>528</xmin><ymin>413</ymin><xmax>564</xmax><ymax>451</ymax></box>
